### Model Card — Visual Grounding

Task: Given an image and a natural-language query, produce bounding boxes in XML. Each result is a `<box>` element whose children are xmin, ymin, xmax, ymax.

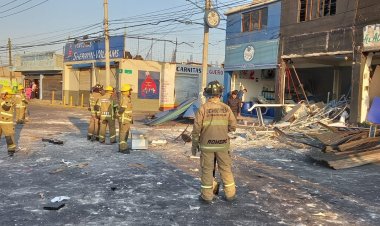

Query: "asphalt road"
<box><xmin>0</xmin><ymin>102</ymin><xmax>379</xmax><ymax>226</ymax></box>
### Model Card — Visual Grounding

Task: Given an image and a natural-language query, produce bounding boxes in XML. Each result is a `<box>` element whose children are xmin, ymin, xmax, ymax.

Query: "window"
<box><xmin>298</xmin><ymin>0</ymin><xmax>336</xmax><ymax>22</ymax></box>
<box><xmin>242</xmin><ymin>7</ymin><xmax>268</xmax><ymax>32</ymax></box>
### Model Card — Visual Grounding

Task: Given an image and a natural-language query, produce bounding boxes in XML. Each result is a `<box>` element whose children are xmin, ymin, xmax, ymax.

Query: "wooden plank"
<box><xmin>328</xmin><ymin>149</ymin><xmax>380</xmax><ymax>169</ymax></box>
<box><xmin>338</xmin><ymin>137</ymin><xmax>380</xmax><ymax>152</ymax></box>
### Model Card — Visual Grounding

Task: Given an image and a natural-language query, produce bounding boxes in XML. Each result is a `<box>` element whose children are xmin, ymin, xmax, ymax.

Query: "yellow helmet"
<box><xmin>120</xmin><ymin>84</ymin><xmax>132</xmax><ymax>92</ymax></box>
<box><xmin>18</xmin><ymin>84</ymin><xmax>24</xmax><ymax>90</ymax></box>
<box><xmin>0</xmin><ymin>86</ymin><xmax>13</xmax><ymax>94</ymax></box>
<box><xmin>104</xmin><ymin>86</ymin><xmax>113</xmax><ymax>92</ymax></box>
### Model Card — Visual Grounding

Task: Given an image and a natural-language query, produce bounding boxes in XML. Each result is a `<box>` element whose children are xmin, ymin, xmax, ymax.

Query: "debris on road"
<box><xmin>42</xmin><ymin>138</ymin><xmax>64</xmax><ymax>145</ymax></box>
<box><xmin>51</xmin><ymin>196</ymin><xmax>70</xmax><ymax>203</ymax></box>
<box><xmin>43</xmin><ymin>203</ymin><xmax>65</xmax><ymax>211</ymax></box>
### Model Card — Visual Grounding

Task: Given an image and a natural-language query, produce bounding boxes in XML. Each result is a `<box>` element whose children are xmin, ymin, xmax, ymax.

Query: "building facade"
<box><xmin>279</xmin><ymin>0</ymin><xmax>380</xmax><ymax>123</ymax></box>
<box><xmin>224</xmin><ymin>0</ymin><xmax>281</xmax><ymax>116</ymax></box>
<box><xmin>14</xmin><ymin>52</ymin><xmax>63</xmax><ymax>100</ymax></box>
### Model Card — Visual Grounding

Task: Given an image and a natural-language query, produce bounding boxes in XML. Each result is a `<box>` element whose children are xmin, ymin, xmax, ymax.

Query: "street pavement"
<box><xmin>0</xmin><ymin>103</ymin><xmax>379</xmax><ymax>226</ymax></box>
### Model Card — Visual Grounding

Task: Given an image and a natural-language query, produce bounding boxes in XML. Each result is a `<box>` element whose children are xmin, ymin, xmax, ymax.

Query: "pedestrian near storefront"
<box><xmin>191</xmin><ymin>80</ymin><xmax>237</xmax><ymax>203</ymax></box>
<box><xmin>98</xmin><ymin>86</ymin><xmax>118</xmax><ymax>144</ymax></box>
<box><xmin>14</xmin><ymin>84</ymin><xmax>28</xmax><ymax>124</ymax></box>
<box><xmin>117</xmin><ymin>84</ymin><xmax>133</xmax><ymax>154</ymax></box>
<box><xmin>87</xmin><ymin>84</ymin><xmax>103</xmax><ymax>141</ymax></box>
<box><xmin>0</xmin><ymin>86</ymin><xmax>17</xmax><ymax>156</ymax></box>
<box><xmin>227</xmin><ymin>90</ymin><xmax>241</xmax><ymax>119</ymax></box>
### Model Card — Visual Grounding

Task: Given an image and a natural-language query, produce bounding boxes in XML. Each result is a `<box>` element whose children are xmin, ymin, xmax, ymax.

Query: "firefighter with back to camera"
<box><xmin>191</xmin><ymin>80</ymin><xmax>237</xmax><ymax>203</ymax></box>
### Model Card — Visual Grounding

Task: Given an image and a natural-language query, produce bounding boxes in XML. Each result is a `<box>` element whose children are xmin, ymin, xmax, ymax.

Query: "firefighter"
<box><xmin>98</xmin><ymin>85</ymin><xmax>117</xmax><ymax>144</ymax></box>
<box><xmin>0</xmin><ymin>86</ymin><xmax>17</xmax><ymax>156</ymax></box>
<box><xmin>118</xmin><ymin>84</ymin><xmax>133</xmax><ymax>153</ymax></box>
<box><xmin>191</xmin><ymin>81</ymin><xmax>237</xmax><ymax>203</ymax></box>
<box><xmin>14</xmin><ymin>84</ymin><xmax>28</xmax><ymax>124</ymax></box>
<box><xmin>87</xmin><ymin>84</ymin><xmax>102</xmax><ymax>141</ymax></box>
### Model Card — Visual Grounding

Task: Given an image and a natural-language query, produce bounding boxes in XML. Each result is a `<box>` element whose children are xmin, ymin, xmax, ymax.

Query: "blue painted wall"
<box><xmin>224</xmin><ymin>1</ymin><xmax>281</xmax><ymax>71</ymax></box>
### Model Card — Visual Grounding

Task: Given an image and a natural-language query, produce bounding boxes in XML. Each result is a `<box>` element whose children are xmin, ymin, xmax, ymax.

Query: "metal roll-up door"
<box><xmin>175</xmin><ymin>74</ymin><xmax>199</xmax><ymax>104</ymax></box>
<box><xmin>79</xmin><ymin>69</ymin><xmax>91</xmax><ymax>106</ymax></box>
<box><xmin>79</xmin><ymin>69</ymin><xmax>91</xmax><ymax>91</ymax></box>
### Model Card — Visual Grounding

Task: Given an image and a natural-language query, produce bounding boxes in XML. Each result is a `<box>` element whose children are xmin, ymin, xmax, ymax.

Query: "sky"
<box><xmin>0</xmin><ymin>0</ymin><xmax>252</xmax><ymax>66</ymax></box>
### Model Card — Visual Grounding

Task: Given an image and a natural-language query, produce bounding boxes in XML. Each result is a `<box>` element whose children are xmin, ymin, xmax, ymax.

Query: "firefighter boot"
<box><xmin>212</xmin><ymin>179</ymin><xmax>220</xmax><ymax>195</ymax></box>
<box><xmin>224</xmin><ymin>183</ymin><xmax>236</xmax><ymax>201</ymax></box>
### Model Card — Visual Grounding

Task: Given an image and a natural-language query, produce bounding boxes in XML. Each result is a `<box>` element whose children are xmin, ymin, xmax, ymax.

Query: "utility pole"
<box><xmin>103</xmin><ymin>0</ymin><xmax>111</xmax><ymax>86</ymax></box>
<box><xmin>201</xmin><ymin>0</ymin><xmax>211</xmax><ymax>92</ymax></box>
<box><xmin>8</xmin><ymin>38</ymin><xmax>12</xmax><ymax>82</ymax></box>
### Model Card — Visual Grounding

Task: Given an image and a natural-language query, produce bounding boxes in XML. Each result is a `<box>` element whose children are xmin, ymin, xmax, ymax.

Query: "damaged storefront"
<box><xmin>359</xmin><ymin>24</ymin><xmax>380</xmax><ymax>122</ymax></box>
<box><xmin>224</xmin><ymin>0</ymin><xmax>281</xmax><ymax>117</ymax></box>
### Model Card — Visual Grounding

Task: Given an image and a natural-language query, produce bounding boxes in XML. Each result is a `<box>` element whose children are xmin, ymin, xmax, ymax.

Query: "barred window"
<box><xmin>299</xmin><ymin>0</ymin><xmax>336</xmax><ymax>22</ymax></box>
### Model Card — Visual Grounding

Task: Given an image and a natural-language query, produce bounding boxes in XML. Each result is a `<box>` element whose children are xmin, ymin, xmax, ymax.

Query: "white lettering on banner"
<box><xmin>73</xmin><ymin>49</ymin><xmax>121</xmax><ymax>61</ymax></box>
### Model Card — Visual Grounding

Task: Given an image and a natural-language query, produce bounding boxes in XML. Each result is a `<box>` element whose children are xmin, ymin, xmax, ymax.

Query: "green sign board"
<box><xmin>118</xmin><ymin>69</ymin><xmax>133</xmax><ymax>74</ymax></box>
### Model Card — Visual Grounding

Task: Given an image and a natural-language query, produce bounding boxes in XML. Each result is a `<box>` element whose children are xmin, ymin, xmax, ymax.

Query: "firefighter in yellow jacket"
<box><xmin>87</xmin><ymin>84</ymin><xmax>102</xmax><ymax>141</ymax></box>
<box><xmin>191</xmin><ymin>81</ymin><xmax>237</xmax><ymax>203</ymax></box>
<box><xmin>14</xmin><ymin>84</ymin><xmax>28</xmax><ymax>124</ymax></box>
<box><xmin>118</xmin><ymin>84</ymin><xmax>133</xmax><ymax>153</ymax></box>
<box><xmin>0</xmin><ymin>86</ymin><xmax>17</xmax><ymax>156</ymax></box>
<box><xmin>98</xmin><ymin>86</ymin><xmax>117</xmax><ymax>144</ymax></box>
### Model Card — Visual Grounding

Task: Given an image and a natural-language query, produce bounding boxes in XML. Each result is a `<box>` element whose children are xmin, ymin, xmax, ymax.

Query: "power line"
<box><xmin>0</xmin><ymin>0</ymin><xmax>49</xmax><ymax>19</ymax></box>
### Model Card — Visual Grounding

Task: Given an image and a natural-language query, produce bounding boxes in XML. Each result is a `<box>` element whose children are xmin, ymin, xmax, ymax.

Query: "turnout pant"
<box><xmin>87</xmin><ymin>115</ymin><xmax>100</xmax><ymax>139</ymax></box>
<box><xmin>118</xmin><ymin>122</ymin><xmax>131</xmax><ymax>151</ymax></box>
<box><xmin>99</xmin><ymin>117</ymin><xmax>116</xmax><ymax>143</ymax></box>
<box><xmin>16</xmin><ymin>106</ymin><xmax>26</xmax><ymax>123</ymax></box>
<box><xmin>0</xmin><ymin>124</ymin><xmax>16</xmax><ymax>153</ymax></box>
<box><xmin>200</xmin><ymin>150</ymin><xmax>236</xmax><ymax>201</ymax></box>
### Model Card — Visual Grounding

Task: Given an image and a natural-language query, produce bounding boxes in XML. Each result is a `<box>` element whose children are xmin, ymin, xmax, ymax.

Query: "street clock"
<box><xmin>205</xmin><ymin>9</ymin><xmax>220</xmax><ymax>28</ymax></box>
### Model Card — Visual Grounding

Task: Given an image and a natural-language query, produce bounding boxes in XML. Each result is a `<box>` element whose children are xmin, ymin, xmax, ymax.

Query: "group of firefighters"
<box><xmin>0</xmin><ymin>84</ymin><xmax>28</xmax><ymax>156</ymax></box>
<box><xmin>1</xmin><ymin>80</ymin><xmax>236</xmax><ymax>203</ymax></box>
<box><xmin>87</xmin><ymin>83</ymin><xmax>133</xmax><ymax>154</ymax></box>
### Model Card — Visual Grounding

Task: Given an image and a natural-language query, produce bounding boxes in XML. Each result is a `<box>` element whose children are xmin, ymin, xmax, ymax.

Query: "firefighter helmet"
<box><xmin>203</xmin><ymin>80</ymin><xmax>223</xmax><ymax>97</ymax></box>
<box><xmin>18</xmin><ymin>84</ymin><xmax>24</xmax><ymax>90</ymax></box>
<box><xmin>120</xmin><ymin>84</ymin><xmax>132</xmax><ymax>92</ymax></box>
<box><xmin>104</xmin><ymin>86</ymin><xmax>113</xmax><ymax>92</ymax></box>
<box><xmin>0</xmin><ymin>86</ymin><xmax>13</xmax><ymax>94</ymax></box>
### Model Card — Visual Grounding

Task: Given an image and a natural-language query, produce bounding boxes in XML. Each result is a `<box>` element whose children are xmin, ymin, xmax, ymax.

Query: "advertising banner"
<box><xmin>364</xmin><ymin>24</ymin><xmax>380</xmax><ymax>51</ymax></box>
<box><xmin>224</xmin><ymin>39</ymin><xmax>279</xmax><ymax>71</ymax></box>
<box><xmin>138</xmin><ymin>70</ymin><xmax>160</xmax><ymax>99</ymax></box>
<box><xmin>64</xmin><ymin>35</ymin><xmax>124</xmax><ymax>62</ymax></box>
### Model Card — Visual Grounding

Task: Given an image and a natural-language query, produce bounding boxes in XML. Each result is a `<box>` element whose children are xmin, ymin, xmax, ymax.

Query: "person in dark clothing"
<box><xmin>227</xmin><ymin>90</ymin><xmax>241</xmax><ymax>119</ymax></box>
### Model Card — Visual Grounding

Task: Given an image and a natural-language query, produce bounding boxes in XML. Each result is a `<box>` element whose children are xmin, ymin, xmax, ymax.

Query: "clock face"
<box><xmin>243</xmin><ymin>45</ymin><xmax>255</xmax><ymax>62</ymax></box>
<box><xmin>205</xmin><ymin>10</ymin><xmax>220</xmax><ymax>28</ymax></box>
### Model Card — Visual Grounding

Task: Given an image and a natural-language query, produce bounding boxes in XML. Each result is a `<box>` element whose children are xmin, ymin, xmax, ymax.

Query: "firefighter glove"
<box><xmin>93</xmin><ymin>105</ymin><xmax>100</xmax><ymax>111</ymax></box>
<box><xmin>2</xmin><ymin>104</ymin><xmax>11</xmax><ymax>111</ymax></box>
<box><xmin>191</xmin><ymin>145</ymin><xmax>198</xmax><ymax>156</ymax></box>
<box><xmin>118</xmin><ymin>107</ymin><xmax>125</xmax><ymax>114</ymax></box>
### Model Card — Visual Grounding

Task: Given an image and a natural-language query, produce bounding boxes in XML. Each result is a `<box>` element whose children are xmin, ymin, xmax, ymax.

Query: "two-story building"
<box><xmin>224</xmin><ymin>0</ymin><xmax>281</xmax><ymax>116</ymax></box>
<box><xmin>279</xmin><ymin>0</ymin><xmax>380</xmax><ymax>123</ymax></box>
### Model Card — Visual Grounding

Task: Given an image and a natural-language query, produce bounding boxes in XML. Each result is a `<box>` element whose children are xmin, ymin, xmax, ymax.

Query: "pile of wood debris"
<box><xmin>275</xmin><ymin>124</ymin><xmax>380</xmax><ymax>170</ymax></box>
<box><xmin>250</xmin><ymin>96</ymin><xmax>380</xmax><ymax>169</ymax></box>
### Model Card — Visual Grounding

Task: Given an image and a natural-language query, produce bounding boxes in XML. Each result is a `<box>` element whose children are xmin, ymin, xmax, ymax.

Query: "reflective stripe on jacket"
<box><xmin>192</xmin><ymin>98</ymin><xmax>237</xmax><ymax>152</ymax></box>
<box><xmin>89</xmin><ymin>92</ymin><xmax>101</xmax><ymax>115</ymax></box>
<box><xmin>0</xmin><ymin>100</ymin><xmax>15</xmax><ymax>124</ymax></box>
<box><xmin>119</xmin><ymin>94</ymin><xmax>133</xmax><ymax>124</ymax></box>
<box><xmin>99</xmin><ymin>93</ymin><xmax>115</xmax><ymax>119</ymax></box>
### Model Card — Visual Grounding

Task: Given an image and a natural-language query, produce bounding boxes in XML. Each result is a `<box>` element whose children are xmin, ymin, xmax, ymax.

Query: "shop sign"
<box><xmin>176</xmin><ymin>64</ymin><xmax>224</xmax><ymax>76</ymax></box>
<box><xmin>364</xmin><ymin>24</ymin><xmax>380</xmax><ymax>51</ymax></box>
<box><xmin>15</xmin><ymin>52</ymin><xmax>60</xmax><ymax>71</ymax></box>
<box><xmin>64</xmin><ymin>35</ymin><xmax>124</xmax><ymax>62</ymax></box>
<box><xmin>118</xmin><ymin>69</ymin><xmax>133</xmax><ymax>74</ymax></box>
